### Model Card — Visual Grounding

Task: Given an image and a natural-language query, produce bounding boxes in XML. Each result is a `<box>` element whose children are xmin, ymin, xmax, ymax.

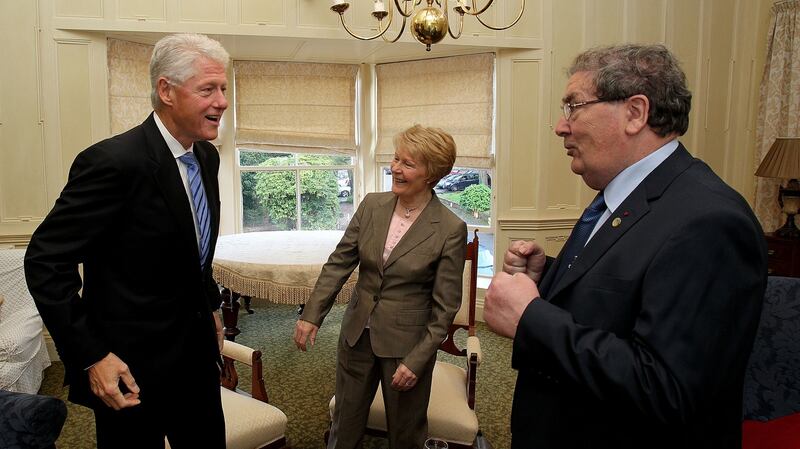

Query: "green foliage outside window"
<box><xmin>252</xmin><ymin>154</ymin><xmax>341</xmax><ymax>230</ymax></box>
<box><xmin>240</xmin><ymin>152</ymin><xmax>265</xmax><ymax>223</ymax></box>
<box><xmin>459</xmin><ymin>184</ymin><xmax>491</xmax><ymax>215</ymax></box>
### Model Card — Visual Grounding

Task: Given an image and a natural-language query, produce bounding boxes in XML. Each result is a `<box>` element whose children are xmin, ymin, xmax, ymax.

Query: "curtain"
<box><xmin>234</xmin><ymin>61</ymin><xmax>358</xmax><ymax>154</ymax></box>
<box><xmin>107</xmin><ymin>39</ymin><xmax>152</xmax><ymax>135</ymax></box>
<box><xmin>755</xmin><ymin>0</ymin><xmax>800</xmax><ymax>231</ymax></box>
<box><xmin>375</xmin><ymin>53</ymin><xmax>494</xmax><ymax>168</ymax></box>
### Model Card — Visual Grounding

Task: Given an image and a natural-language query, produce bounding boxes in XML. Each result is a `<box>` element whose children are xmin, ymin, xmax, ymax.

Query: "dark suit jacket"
<box><xmin>24</xmin><ymin>113</ymin><xmax>222</xmax><ymax>408</ymax></box>
<box><xmin>511</xmin><ymin>144</ymin><xmax>767</xmax><ymax>448</ymax></box>
<box><xmin>301</xmin><ymin>191</ymin><xmax>467</xmax><ymax>376</ymax></box>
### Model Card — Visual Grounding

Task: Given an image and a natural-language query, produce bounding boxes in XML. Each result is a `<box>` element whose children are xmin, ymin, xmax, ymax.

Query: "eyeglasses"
<box><xmin>561</xmin><ymin>97</ymin><xmax>624</xmax><ymax>120</ymax></box>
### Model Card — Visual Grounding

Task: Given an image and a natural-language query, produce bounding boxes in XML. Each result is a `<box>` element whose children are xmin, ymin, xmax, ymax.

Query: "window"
<box><xmin>239</xmin><ymin>150</ymin><xmax>355</xmax><ymax>232</ymax></box>
<box><xmin>233</xmin><ymin>60</ymin><xmax>358</xmax><ymax>233</ymax></box>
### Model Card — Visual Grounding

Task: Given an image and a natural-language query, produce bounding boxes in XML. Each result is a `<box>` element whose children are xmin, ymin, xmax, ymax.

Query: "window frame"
<box><xmin>236</xmin><ymin>148</ymin><xmax>356</xmax><ymax>232</ymax></box>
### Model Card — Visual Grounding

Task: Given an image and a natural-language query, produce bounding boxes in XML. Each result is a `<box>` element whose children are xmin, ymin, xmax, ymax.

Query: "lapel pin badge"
<box><xmin>612</xmin><ymin>217</ymin><xmax>622</xmax><ymax>227</ymax></box>
<box><xmin>622</xmin><ymin>211</ymin><xmax>630</xmax><ymax>217</ymax></box>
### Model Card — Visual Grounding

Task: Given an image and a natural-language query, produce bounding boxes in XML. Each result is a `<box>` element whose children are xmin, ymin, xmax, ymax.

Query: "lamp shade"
<box><xmin>755</xmin><ymin>137</ymin><xmax>800</xmax><ymax>178</ymax></box>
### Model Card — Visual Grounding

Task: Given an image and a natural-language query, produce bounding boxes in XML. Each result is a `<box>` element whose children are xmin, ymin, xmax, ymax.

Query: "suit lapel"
<box><xmin>546</xmin><ymin>144</ymin><xmax>696</xmax><ymax>299</ymax></box>
<box><xmin>142</xmin><ymin>114</ymin><xmax>201</xmax><ymax>264</ymax></box>
<box><xmin>383</xmin><ymin>194</ymin><xmax>440</xmax><ymax>271</ymax></box>
<box><xmin>547</xmin><ymin>188</ymin><xmax>650</xmax><ymax>299</ymax></box>
<box><xmin>372</xmin><ymin>194</ymin><xmax>396</xmax><ymax>276</ymax></box>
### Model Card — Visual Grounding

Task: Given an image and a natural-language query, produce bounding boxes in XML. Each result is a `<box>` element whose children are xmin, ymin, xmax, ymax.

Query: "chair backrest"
<box><xmin>743</xmin><ymin>276</ymin><xmax>800</xmax><ymax>421</ymax></box>
<box><xmin>439</xmin><ymin>230</ymin><xmax>478</xmax><ymax>357</ymax></box>
<box><xmin>221</xmin><ymin>340</ymin><xmax>269</xmax><ymax>402</ymax></box>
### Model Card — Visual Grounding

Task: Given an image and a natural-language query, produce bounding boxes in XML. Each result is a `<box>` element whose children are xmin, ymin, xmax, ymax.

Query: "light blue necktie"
<box><xmin>178</xmin><ymin>152</ymin><xmax>211</xmax><ymax>268</ymax></box>
<box><xmin>552</xmin><ymin>192</ymin><xmax>606</xmax><ymax>285</ymax></box>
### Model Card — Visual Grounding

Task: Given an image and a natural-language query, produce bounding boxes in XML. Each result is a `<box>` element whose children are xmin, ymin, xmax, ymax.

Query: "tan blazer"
<box><xmin>301</xmin><ymin>191</ymin><xmax>467</xmax><ymax>375</ymax></box>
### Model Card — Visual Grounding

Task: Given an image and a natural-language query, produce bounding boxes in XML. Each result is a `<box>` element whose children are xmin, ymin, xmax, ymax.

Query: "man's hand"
<box><xmin>503</xmin><ymin>240</ymin><xmax>546</xmax><ymax>282</ymax></box>
<box><xmin>214</xmin><ymin>311</ymin><xmax>224</xmax><ymax>353</ymax></box>
<box><xmin>88</xmin><ymin>352</ymin><xmax>141</xmax><ymax>410</ymax></box>
<box><xmin>293</xmin><ymin>319</ymin><xmax>319</xmax><ymax>351</ymax></box>
<box><xmin>485</xmin><ymin>272</ymin><xmax>540</xmax><ymax>338</ymax></box>
<box><xmin>391</xmin><ymin>363</ymin><xmax>418</xmax><ymax>392</ymax></box>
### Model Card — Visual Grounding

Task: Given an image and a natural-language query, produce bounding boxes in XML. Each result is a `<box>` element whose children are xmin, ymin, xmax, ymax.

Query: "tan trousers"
<box><xmin>328</xmin><ymin>329</ymin><xmax>435</xmax><ymax>449</ymax></box>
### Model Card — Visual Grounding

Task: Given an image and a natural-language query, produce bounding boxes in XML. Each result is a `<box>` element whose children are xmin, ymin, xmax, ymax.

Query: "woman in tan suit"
<box><xmin>294</xmin><ymin>125</ymin><xmax>467</xmax><ymax>449</ymax></box>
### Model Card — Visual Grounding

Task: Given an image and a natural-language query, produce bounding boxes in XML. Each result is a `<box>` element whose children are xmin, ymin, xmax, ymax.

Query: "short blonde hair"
<box><xmin>393</xmin><ymin>124</ymin><xmax>457</xmax><ymax>185</ymax></box>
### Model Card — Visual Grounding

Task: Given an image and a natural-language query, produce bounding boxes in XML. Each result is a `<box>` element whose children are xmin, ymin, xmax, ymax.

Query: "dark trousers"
<box><xmin>93</xmin><ymin>360</ymin><xmax>224</xmax><ymax>449</ymax></box>
<box><xmin>328</xmin><ymin>329</ymin><xmax>435</xmax><ymax>449</ymax></box>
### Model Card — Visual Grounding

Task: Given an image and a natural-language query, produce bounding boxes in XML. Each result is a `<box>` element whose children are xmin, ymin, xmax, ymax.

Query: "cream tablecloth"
<box><xmin>212</xmin><ymin>231</ymin><xmax>357</xmax><ymax>304</ymax></box>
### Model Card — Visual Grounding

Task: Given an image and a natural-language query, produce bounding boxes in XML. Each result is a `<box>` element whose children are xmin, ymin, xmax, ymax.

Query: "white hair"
<box><xmin>149</xmin><ymin>33</ymin><xmax>230</xmax><ymax>109</ymax></box>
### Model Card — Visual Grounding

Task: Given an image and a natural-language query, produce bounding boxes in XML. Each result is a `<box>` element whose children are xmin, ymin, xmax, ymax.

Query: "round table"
<box><xmin>212</xmin><ymin>230</ymin><xmax>357</xmax><ymax>339</ymax></box>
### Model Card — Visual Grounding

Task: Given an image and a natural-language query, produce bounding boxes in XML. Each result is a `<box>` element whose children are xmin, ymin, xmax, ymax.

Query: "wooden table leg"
<box><xmin>220</xmin><ymin>287</ymin><xmax>241</xmax><ymax>341</ymax></box>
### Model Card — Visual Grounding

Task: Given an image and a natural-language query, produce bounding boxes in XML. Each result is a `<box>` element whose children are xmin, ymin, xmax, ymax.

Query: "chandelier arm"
<box><xmin>461</xmin><ymin>0</ymin><xmax>495</xmax><ymax>16</ymax></box>
<box><xmin>381</xmin><ymin>15</ymin><xmax>407</xmax><ymax>42</ymax></box>
<box><xmin>474</xmin><ymin>0</ymin><xmax>525</xmax><ymax>30</ymax></box>
<box><xmin>393</xmin><ymin>0</ymin><xmax>414</xmax><ymax>17</ymax></box>
<box><xmin>338</xmin><ymin>14</ymin><xmax>390</xmax><ymax>40</ymax></box>
<box><xmin>448</xmin><ymin>15</ymin><xmax>465</xmax><ymax>39</ymax></box>
<box><xmin>446</xmin><ymin>3</ymin><xmax>465</xmax><ymax>39</ymax></box>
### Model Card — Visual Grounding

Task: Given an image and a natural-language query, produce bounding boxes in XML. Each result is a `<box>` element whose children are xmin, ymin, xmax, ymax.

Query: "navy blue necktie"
<box><xmin>178</xmin><ymin>152</ymin><xmax>211</xmax><ymax>268</ymax></box>
<box><xmin>552</xmin><ymin>192</ymin><xmax>606</xmax><ymax>285</ymax></box>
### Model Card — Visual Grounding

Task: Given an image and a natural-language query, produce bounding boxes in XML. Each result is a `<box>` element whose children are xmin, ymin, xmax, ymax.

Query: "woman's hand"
<box><xmin>391</xmin><ymin>363</ymin><xmax>418</xmax><ymax>391</ymax></box>
<box><xmin>294</xmin><ymin>319</ymin><xmax>319</xmax><ymax>351</ymax></box>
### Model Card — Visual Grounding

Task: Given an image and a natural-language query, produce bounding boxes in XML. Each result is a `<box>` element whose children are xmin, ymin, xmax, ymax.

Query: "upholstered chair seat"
<box><xmin>220</xmin><ymin>387</ymin><xmax>288</xmax><ymax>449</ymax></box>
<box><xmin>330</xmin><ymin>340</ymin><xmax>483</xmax><ymax>446</ymax></box>
<box><xmin>167</xmin><ymin>340</ymin><xmax>288</xmax><ymax>449</ymax></box>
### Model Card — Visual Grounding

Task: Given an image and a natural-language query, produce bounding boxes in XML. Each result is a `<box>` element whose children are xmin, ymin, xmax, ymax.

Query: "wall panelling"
<box><xmin>0</xmin><ymin>0</ymin><xmax>48</xmax><ymax>237</ymax></box>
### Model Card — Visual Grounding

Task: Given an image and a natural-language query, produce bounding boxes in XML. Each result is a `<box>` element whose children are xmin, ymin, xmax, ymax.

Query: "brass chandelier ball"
<box><xmin>411</xmin><ymin>6</ymin><xmax>448</xmax><ymax>50</ymax></box>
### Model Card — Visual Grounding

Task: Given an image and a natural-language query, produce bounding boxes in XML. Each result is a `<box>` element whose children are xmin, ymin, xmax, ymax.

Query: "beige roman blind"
<box><xmin>107</xmin><ymin>39</ymin><xmax>153</xmax><ymax>135</ymax></box>
<box><xmin>376</xmin><ymin>53</ymin><xmax>494</xmax><ymax>168</ymax></box>
<box><xmin>234</xmin><ymin>61</ymin><xmax>358</xmax><ymax>153</ymax></box>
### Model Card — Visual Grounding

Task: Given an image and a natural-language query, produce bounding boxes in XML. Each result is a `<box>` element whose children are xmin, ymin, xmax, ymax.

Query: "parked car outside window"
<box><xmin>439</xmin><ymin>171</ymin><xmax>479</xmax><ymax>192</ymax></box>
<box><xmin>338</xmin><ymin>178</ymin><xmax>352</xmax><ymax>197</ymax></box>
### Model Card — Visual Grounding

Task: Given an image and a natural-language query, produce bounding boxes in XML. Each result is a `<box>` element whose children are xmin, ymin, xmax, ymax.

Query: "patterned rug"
<box><xmin>40</xmin><ymin>302</ymin><xmax>516</xmax><ymax>448</ymax></box>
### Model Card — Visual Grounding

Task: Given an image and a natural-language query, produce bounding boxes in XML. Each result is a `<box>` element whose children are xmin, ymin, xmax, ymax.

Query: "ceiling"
<box><xmin>106</xmin><ymin>31</ymin><xmax>497</xmax><ymax>65</ymax></box>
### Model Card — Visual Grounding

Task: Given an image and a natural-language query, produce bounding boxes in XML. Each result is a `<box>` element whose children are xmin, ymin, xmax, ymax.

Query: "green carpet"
<box><xmin>40</xmin><ymin>302</ymin><xmax>516</xmax><ymax>448</ymax></box>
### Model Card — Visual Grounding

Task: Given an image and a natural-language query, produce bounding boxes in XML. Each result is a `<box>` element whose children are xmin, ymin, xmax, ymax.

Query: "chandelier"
<box><xmin>330</xmin><ymin>0</ymin><xmax>526</xmax><ymax>51</ymax></box>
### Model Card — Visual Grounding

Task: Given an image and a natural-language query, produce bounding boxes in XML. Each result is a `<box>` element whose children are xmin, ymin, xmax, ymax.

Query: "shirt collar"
<box><xmin>603</xmin><ymin>139</ymin><xmax>679</xmax><ymax>213</ymax></box>
<box><xmin>153</xmin><ymin>111</ymin><xmax>194</xmax><ymax>158</ymax></box>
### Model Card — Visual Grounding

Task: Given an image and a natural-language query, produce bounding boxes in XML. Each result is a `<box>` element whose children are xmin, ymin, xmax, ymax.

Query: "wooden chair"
<box><xmin>167</xmin><ymin>340</ymin><xmax>289</xmax><ymax>449</ymax></box>
<box><xmin>328</xmin><ymin>231</ymin><xmax>486</xmax><ymax>448</ymax></box>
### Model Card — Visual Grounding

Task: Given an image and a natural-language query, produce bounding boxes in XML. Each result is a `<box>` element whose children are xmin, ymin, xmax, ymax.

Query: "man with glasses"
<box><xmin>485</xmin><ymin>44</ymin><xmax>767</xmax><ymax>448</ymax></box>
<box><xmin>25</xmin><ymin>34</ymin><xmax>229</xmax><ymax>448</ymax></box>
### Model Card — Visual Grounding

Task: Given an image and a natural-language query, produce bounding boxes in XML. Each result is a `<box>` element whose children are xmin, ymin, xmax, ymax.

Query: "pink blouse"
<box><xmin>382</xmin><ymin>210</ymin><xmax>420</xmax><ymax>264</ymax></box>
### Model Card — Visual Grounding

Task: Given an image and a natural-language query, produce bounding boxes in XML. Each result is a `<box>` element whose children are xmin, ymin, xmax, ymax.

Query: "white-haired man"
<box><xmin>26</xmin><ymin>33</ymin><xmax>229</xmax><ymax>448</ymax></box>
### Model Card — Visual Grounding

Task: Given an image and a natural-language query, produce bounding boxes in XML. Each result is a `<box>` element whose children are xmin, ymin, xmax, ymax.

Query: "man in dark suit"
<box><xmin>24</xmin><ymin>33</ymin><xmax>229</xmax><ymax>449</ymax></box>
<box><xmin>485</xmin><ymin>44</ymin><xmax>767</xmax><ymax>448</ymax></box>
